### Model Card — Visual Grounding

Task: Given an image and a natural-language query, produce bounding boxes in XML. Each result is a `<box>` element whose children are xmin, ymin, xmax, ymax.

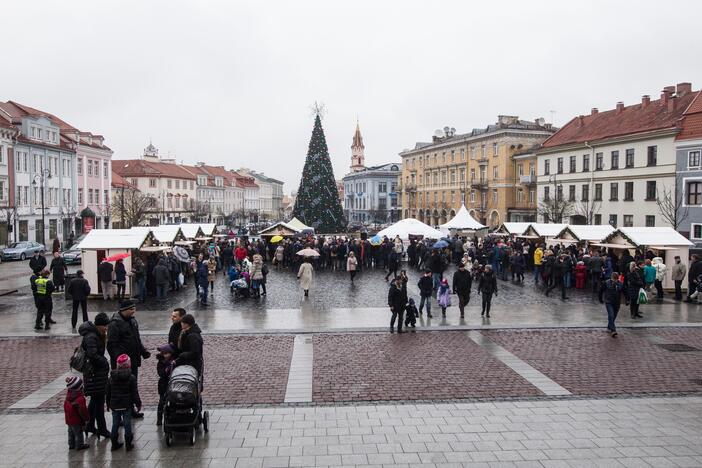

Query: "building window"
<box><xmin>544</xmin><ymin>160</ymin><xmax>550</xmax><ymax>175</ymax></box>
<box><xmin>557</xmin><ymin>157</ymin><xmax>563</xmax><ymax>174</ymax></box>
<box><xmin>529</xmin><ymin>190</ymin><xmax>535</xmax><ymax>203</ymax></box>
<box><xmin>492</xmin><ymin>189</ymin><xmax>497</xmax><ymax>203</ymax></box>
<box><xmin>556</xmin><ymin>185</ymin><xmax>563</xmax><ymax>201</ymax></box>
<box><xmin>130</xmin><ymin>178</ymin><xmax>137</xmax><ymax>187</ymax></box>
<box><xmin>517</xmin><ymin>189</ymin><xmax>524</xmax><ymax>202</ymax></box>
<box><xmin>167</xmin><ymin>179</ymin><xmax>172</xmax><ymax>189</ymax></box>
<box><xmin>611</xmin><ymin>151</ymin><xmax>619</xmax><ymax>169</ymax></box>
<box><xmin>175</xmin><ymin>180</ymin><xmax>180</xmax><ymax>189</ymax></box>
<box><xmin>692</xmin><ymin>224</ymin><xmax>702</xmax><ymax>239</ymax></box>
<box><xmin>544</xmin><ymin>186</ymin><xmax>550</xmax><ymax>201</ymax></box>
<box><xmin>581</xmin><ymin>185</ymin><xmax>589</xmax><ymax>201</ymax></box>
<box><xmin>645</xmin><ymin>181</ymin><xmax>657</xmax><ymax>201</ymax></box>
<box><xmin>594</xmin><ymin>214</ymin><xmax>602</xmax><ymax>224</ymax></box>
<box><xmin>493</xmin><ymin>143</ymin><xmax>498</xmax><ymax>157</ymax></box>
<box><xmin>493</xmin><ymin>166</ymin><xmax>498</xmax><ymax>179</ymax></box>
<box><xmin>568</xmin><ymin>185</ymin><xmax>575</xmax><ymax>201</ymax></box>
<box><xmin>623</xmin><ymin>215</ymin><xmax>633</xmax><ymax>227</ymax></box>
<box><xmin>529</xmin><ymin>162</ymin><xmax>535</xmax><ymax>175</ymax></box>
<box><xmin>78</xmin><ymin>188</ymin><xmax>83</xmax><ymax>205</ymax></box>
<box><xmin>645</xmin><ymin>215</ymin><xmax>655</xmax><ymax>227</ymax></box>
<box><xmin>582</xmin><ymin>154</ymin><xmax>590</xmax><ymax>172</ymax></box>
<box><xmin>625</xmin><ymin>148</ymin><xmax>634</xmax><ymax>168</ymax></box>
<box><xmin>689</xmin><ymin>151</ymin><xmax>701</xmax><ymax>169</ymax></box>
<box><xmin>610</xmin><ymin>183</ymin><xmax>618</xmax><ymax>201</ymax></box>
<box><xmin>77</xmin><ymin>158</ymin><xmax>83</xmax><ymax>175</ymax></box>
<box><xmin>624</xmin><ymin>182</ymin><xmax>634</xmax><ymax>201</ymax></box>
<box><xmin>687</xmin><ymin>181</ymin><xmax>702</xmax><ymax>205</ymax></box>
<box><xmin>87</xmin><ymin>160</ymin><xmax>93</xmax><ymax>176</ymax></box>
<box><xmin>378</xmin><ymin>182</ymin><xmax>387</xmax><ymax>193</ymax></box>
<box><xmin>569</xmin><ymin>156</ymin><xmax>576</xmax><ymax>173</ymax></box>
<box><xmin>595</xmin><ymin>152</ymin><xmax>603</xmax><ymax>171</ymax></box>
<box><xmin>460</xmin><ymin>148</ymin><xmax>465</xmax><ymax>161</ymax></box>
<box><xmin>470</xmin><ymin>190</ymin><xmax>475</xmax><ymax>203</ymax></box>
<box><xmin>190</xmin><ymin>181</ymin><xmax>194</xmax><ymax>190</ymax></box>
<box><xmin>481</xmin><ymin>145</ymin><xmax>486</xmax><ymax>158</ymax></box>
<box><xmin>88</xmin><ymin>189</ymin><xmax>93</xmax><ymax>204</ymax></box>
<box><xmin>594</xmin><ymin>183</ymin><xmax>602</xmax><ymax>201</ymax></box>
<box><xmin>104</xmin><ymin>190</ymin><xmax>109</xmax><ymax>205</ymax></box>
<box><xmin>470</xmin><ymin>168</ymin><xmax>475</xmax><ymax>180</ymax></box>
<box><xmin>609</xmin><ymin>214</ymin><xmax>617</xmax><ymax>227</ymax></box>
<box><xmin>647</xmin><ymin>146</ymin><xmax>657</xmax><ymax>166</ymax></box>
<box><xmin>470</xmin><ymin>146</ymin><xmax>475</xmax><ymax>160</ymax></box>
<box><xmin>149</xmin><ymin>178</ymin><xmax>157</xmax><ymax>188</ymax></box>
<box><xmin>518</xmin><ymin>164</ymin><xmax>523</xmax><ymax>176</ymax></box>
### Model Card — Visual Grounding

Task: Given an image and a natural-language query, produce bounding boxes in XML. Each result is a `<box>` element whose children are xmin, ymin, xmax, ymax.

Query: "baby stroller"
<box><xmin>230</xmin><ymin>277</ymin><xmax>251</xmax><ymax>298</ymax></box>
<box><xmin>163</xmin><ymin>365</ymin><xmax>209</xmax><ymax>446</ymax></box>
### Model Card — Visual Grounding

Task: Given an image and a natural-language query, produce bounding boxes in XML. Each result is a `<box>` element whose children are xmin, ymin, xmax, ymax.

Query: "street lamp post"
<box><xmin>32</xmin><ymin>169</ymin><xmax>51</xmax><ymax>246</ymax></box>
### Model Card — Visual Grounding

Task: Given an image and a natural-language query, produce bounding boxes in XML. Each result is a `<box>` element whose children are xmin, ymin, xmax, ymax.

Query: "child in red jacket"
<box><xmin>64</xmin><ymin>376</ymin><xmax>89</xmax><ymax>450</ymax></box>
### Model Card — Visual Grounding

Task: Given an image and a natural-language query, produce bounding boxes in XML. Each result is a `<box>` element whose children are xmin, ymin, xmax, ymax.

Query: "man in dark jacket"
<box><xmin>601</xmin><ymin>273</ymin><xmax>623</xmax><ymax>337</ymax></box>
<box><xmin>67</xmin><ymin>269</ymin><xmax>91</xmax><ymax>329</ymax></box>
<box><xmin>153</xmin><ymin>256</ymin><xmax>170</xmax><ymax>301</ymax></box>
<box><xmin>589</xmin><ymin>251</ymin><xmax>604</xmax><ymax>296</ymax></box>
<box><xmin>79</xmin><ymin>312</ymin><xmax>111</xmax><ymax>438</ymax></box>
<box><xmin>426</xmin><ymin>250</ymin><xmax>444</xmax><ymax>289</ymax></box>
<box><xmin>545</xmin><ymin>255</ymin><xmax>568</xmax><ymax>300</ymax></box>
<box><xmin>107</xmin><ymin>300</ymin><xmax>150</xmax><ymax>417</ymax></box>
<box><xmin>387</xmin><ymin>276</ymin><xmax>408</xmax><ymax>333</ymax></box>
<box><xmin>687</xmin><ymin>254</ymin><xmax>702</xmax><ymax>302</ymax></box>
<box><xmin>168</xmin><ymin>308</ymin><xmax>186</xmax><ymax>350</ymax></box>
<box><xmin>477</xmin><ymin>265</ymin><xmax>498</xmax><ymax>317</ymax></box>
<box><xmin>417</xmin><ymin>270</ymin><xmax>434</xmax><ymax>317</ymax></box>
<box><xmin>98</xmin><ymin>259</ymin><xmax>114</xmax><ymax>301</ymax></box>
<box><xmin>29</xmin><ymin>251</ymin><xmax>47</xmax><ymax>275</ymax></box>
<box><xmin>34</xmin><ymin>269</ymin><xmax>54</xmax><ymax>330</ymax></box>
<box><xmin>175</xmin><ymin>314</ymin><xmax>204</xmax><ymax>374</ymax></box>
<box><xmin>452</xmin><ymin>263</ymin><xmax>472</xmax><ymax>318</ymax></box>
<box><xmin>167</xmin><ymin>253</ymin><xmax>181</xmax><ymax>292</ymax></box>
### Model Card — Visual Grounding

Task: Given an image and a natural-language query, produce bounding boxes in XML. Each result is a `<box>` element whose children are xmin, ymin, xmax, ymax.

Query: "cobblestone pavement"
<box><xmin>3</xmin><ymin>328</ymin><xmax>701</xmax><ymax>411</ymax></box>
<box><xmin>0</xmin><ymin>396</ymin><xmax>701</xmax><ymax>467</ymax></box>
<box><xmin>1</xmin><ymin>265</ymin><xmax>701</xmax><ymax>335</ymax></box>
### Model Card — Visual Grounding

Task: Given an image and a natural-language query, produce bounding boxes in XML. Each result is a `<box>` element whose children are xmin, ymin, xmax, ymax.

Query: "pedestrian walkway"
<box><xmin>1</xmin><ymin>396</ymin><xmax>700</xmax><ymax>467</ymax></box>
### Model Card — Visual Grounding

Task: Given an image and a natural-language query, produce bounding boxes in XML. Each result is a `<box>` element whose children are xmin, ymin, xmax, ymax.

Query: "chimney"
<box><xmin>668</xmin><ymin>95</ymin><xmax>677</xmax><ymax>112</ymax></box>
<box><xmin>641</xmin><ymin>95</ymin><xmax>650</xmax><ymax>108</ymax></box>
<box><xmin>616</xmin><ymin>102</ymin><xmax>624</xmax><ymax>114</ymax></box>
<box><xmin>661</xmin><ymin>89</ymin><xmax>670</xmax><ymax>104</ymax></box>
<box><xmin>664</xmin><ymin>85</ymin><xmax>676</xmax><ymax>94</ymax></box>
<box><xmin>578</xmin><ymin>115</ymin><xmax>585</xmax><ymax>126</ymax></box>
<box><xmin>677</xmin><ymin>82</ymin><xmax>692</xmax><ymax>96</ymax></box>
<box><xmin>591</xmin><ymin>108</ymin><xmax>598</xmax><ymax>116</ymax></box>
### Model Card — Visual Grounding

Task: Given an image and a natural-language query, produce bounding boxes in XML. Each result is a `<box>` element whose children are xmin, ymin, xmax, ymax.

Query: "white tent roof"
<box><xmin>525</xmin><ymin>223</ymin><xmax>568</xmax><ymax>238</ymax></box>
<box><xmin>556</xmin><ymin>225</ymin><xmax>615</xmax><ymax>242</ymax></box>
<box><xmin>609</xmin><ymin>227</ymin><xmax>694</xmax><ymax>247</ymax></box>
<box><xmin>179</xmin><ymin>224</ymin><xmax>204</xmax><ymax>239</ymax></box>
<box><xmin>377</xmin><ymin>218</ymin><xmax>444</xmax><ymax>240</ymax></box>
<box><xmin>78</xmin><ymin>229</ymin><xmax>152</xmax><ymax>250</ymax></box>
<box><xmin>287</xmin><ymin>217</ymin><xmax>312</xmax><ymax>231</ymax></box>
<box><xmin>496</xmin><ymin>222</ymin><xmax>531</xmax><ymax>235</ymax></box>
<box><xmin>199</xmin><ymin>223</ymin><xmax>217</xmax><ymax>236</ymax></box>
<box><xmin>259</xmin><ymin>221</ymin><xmax>300</xmax><ymax>235</ymax></box>
<box><xmin>131</xmin><ymin>225</ymin><xmax>183</xmax><ymax>244</ymax></box>
<box><xmin>440</xmin><ymin>205</ymin><xmax>486</xmax><ymax>230</ymax></box>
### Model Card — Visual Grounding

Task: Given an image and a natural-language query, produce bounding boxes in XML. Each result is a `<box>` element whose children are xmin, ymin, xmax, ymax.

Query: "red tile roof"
<box><xmin>678</xmin><ymin>91</ymin><xmax>702</xmax><ymax>141</ymax></box>
<box><xmin>541</xmin><ymin>88</ymin><xmax>700</xmax><ymax>148</ymax></box>
<box><xmin>111</xmin><ymin>171</ymin><xmax>137</xmax><ymax>190</ymax></box>
<box><xmin>112</xmin><ymin>159</ymin><xmax>196</xmax><ymax>179</ymax></box>
<box><xmin>0</xmin><ymin>113</ymin><xmax>15</xmax><ymax>131</ymax></box>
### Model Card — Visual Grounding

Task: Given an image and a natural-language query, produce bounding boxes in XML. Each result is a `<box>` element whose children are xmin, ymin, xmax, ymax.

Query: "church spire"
<box><xmin>350</xmin><ymin>121</ymin><xmax>365</xmax><ymax>172</ymax></box>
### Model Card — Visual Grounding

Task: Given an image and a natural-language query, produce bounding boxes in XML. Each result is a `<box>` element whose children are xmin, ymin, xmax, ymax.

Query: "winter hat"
<box><xmin>116</xmin><ymin>354</ymin><xmax>131</xmax><ymax>369</ymax></box>
<box><xmin>157</xmin><ymin>343</ymin><xmax>175</xmax><ymax>354</ymax></box>
<box><xmin>94</xmin><ymin>312</ymin><xmax>110</xmax><ymax>326</ymax></box>
<box><xmin>119</xmin><ymin>300</ymin><xmax>136</xmax><ymax>312</ymax></box>
<box><xmin>66</xmin><ymin>376</ymin><xmax>83</xmax><ymax>390</ymax></box>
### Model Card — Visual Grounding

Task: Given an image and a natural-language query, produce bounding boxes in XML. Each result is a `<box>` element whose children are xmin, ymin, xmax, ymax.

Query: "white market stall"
<box><xmin>198</xmin><ymin>223</ymin><xmax>218</xmax><ymax>237</ymax></box>
<box><xmin>287</xmin><ymin>217</ymin><xmax>314</xmax><ymax>233</ymax></box>
<box><xmin>179</xmin><ymin>223</ymin><xmax>206</xmax><ymax>240</ymax></box>
<box><xmin>521</xmin><ymin>223</ymin><xmax>568</xmax><ymax>242</ymax></box>
<box><xmin>130</xmin><ymin>225</ymin><xmax>186</xmax><ymax>246</ymax></box>
<box><xmin>376</xmin><ymin>218</ymin><xmax>444</xmax><ymax>241</ymax></box>
<box><xmin>599</xmin><ymin>227</ymin><xmax>694</xmax><ymax>290</ymax></box>
<box><xmin>77</xmin><ymin>228</ymin><xmax>157</xmax><ymax>297</ymax></box>
<box><xmin>554</xmin><ymin>225</ymin><xmax>615</xmax><ymax>246</ymax></box>
<box><xmin>259</xmin><ymin>221</ymin><xmax>301</xmax><ymax>239</ymax></box>
<box><xmin>440</xmin><ymin>204</ymin><xmax>486</xmax><ymax>235</ymax></box>
<box><xmin>492</xmin><ymin>222</ymin><xmax>531</xmax><ymax>238</ymax></box>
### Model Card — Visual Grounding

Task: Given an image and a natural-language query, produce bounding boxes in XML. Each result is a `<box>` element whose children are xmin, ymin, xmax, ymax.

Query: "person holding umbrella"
<box><xmin>297</xmin><ymin>257</ymin><xmax>314</xmax><ymax>297</ymax></box>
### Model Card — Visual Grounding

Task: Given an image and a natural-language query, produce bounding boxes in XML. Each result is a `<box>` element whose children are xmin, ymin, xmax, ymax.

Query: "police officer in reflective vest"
<box><xmin>34</xmin><ymin>269</ymin><xmax>55</xmax><ymax>330</ymax></box>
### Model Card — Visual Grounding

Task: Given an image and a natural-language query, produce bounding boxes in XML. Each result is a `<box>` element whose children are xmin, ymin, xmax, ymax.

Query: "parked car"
<box><xmin>1</xmin><ymin>241</ymin><xmax>45</xmax><ymax>261</ymax></box>
<box><xmin>61</xmin><ymin>247</ymin><xmax>82</xmax><ymax>265</ymax></box>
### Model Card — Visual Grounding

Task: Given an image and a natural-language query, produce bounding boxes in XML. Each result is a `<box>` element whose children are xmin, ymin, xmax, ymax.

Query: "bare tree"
<box><xmin>193</xmin><ymin>201</ymin><xmax>211</xmax><ymax>222</ymax></box>
<box><xmin>574</xmin><ymin>198</ymin><xmax>601</xmax><ymax>224</ymax></box>
<box><xmin>113</xmin><ymin>189</ymin><xmax>155</xmax><ymax>228</ymax></box>
<box><xmin>656</xmin><ymin>178</ymin><xmax>689</xmax><ymax>229</ymax></box>
<box><xmin>537</xmin><ymin>194</ymin><xmax>574</xmax><ymax>223</ymax></box>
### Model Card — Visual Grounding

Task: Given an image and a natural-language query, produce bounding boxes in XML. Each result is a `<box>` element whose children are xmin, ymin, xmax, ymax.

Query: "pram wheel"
<box><xmin>189</xmin><ymin>429</ymin><xmax>196</xmax><ymax>446</ymax></box>
<box><xmin>165</xmin><ymin>432</ymin><xmax>173</xmax><ymax>447</ymax></box>
<box><xmin>203</xmin><ymin>411</ymin><xmax>209</xmax><ymax>433</ymax></box>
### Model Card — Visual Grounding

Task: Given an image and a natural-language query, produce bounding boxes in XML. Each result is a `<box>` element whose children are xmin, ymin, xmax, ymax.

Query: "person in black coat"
<box><xmin>155</xmin><ymin>344</ymin><xmax>175</xmax><ymax>425</ymax></box>
<box><xmin>687</xmin><ymin>255</ymin><xmax>702</xmax><ymax>302</ymax></box>
<box><xmin>79</xmin><ymin>313</ymin><xmax>111</xmax><ymax>439</ymax></box>
<box><xmin>175</xmin><ymin>314</ymin><xmax>204</xmax><ymax>375</ymax></box>
<box><xmin>29</xmin><ymin>251</ymin><xmax>47</xmax><ymax>275</ymax></box>
<box><xmin>600</xmin><ymin>273</ymin><xmax>623</xmax><ymax>337</ymax></box>
<box><xmin>106</xmin><ymin>354</ymin><xmax>142</xmax><ymax>451</ymax></box>
<box><xmin>67</xmin><ymin>270</ymin><xmax>91</xmax><ymax>329</ymax></box>
<box><xmin>452</xmin><ymin>263</ymin><xmax>473</xmax><ymax>318</ymax></box>
<box><xmin>49</xmin><ymin>252</ymin><xmax>67</xmax><ymax>291</ymax></box>
<box><xmin>417</xmin><ymin>270</ymin><xmax>434</xmax><ymax>317</ymax></box>
<box><xmin>627</xmin><ymin>262</ymin><xmax>645</xmax><ymax>318</ymax></box>
<box><xmin>545</xmin><ymin>255</ymin><xmax>568</xmax><ymax>300</ymax></box>
<box><xmin>477</xmin><ymin>265</ymin><xmax>498</xmax><ymax>317</ymax></box>
<box><xmin>168</xmin><ymin>308</ymin><xmax>186</xmax><ymax>351</ymax></box>
<box><xmin>387</xmin><ymin>276</ymin><xmax>408</xmax><ymax>333</ymax></box>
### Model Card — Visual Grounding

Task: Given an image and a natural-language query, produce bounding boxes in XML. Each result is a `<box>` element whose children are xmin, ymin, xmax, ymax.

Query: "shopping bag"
<box><xmin>638</xmin><ymin>288</ymin><xmax>648</xmax><ymax>304</ymax></box>
<box><xmin>178</xmin><ymin>273</ymin><xmax>184</xmax><ymax>286</ymax></box>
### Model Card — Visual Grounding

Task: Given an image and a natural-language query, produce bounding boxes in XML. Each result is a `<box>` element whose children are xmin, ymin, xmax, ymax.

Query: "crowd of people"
<box><xmin>66</xmin><ymin>303</ymin><xmax>203</xmax><ymax>451</ymax></box>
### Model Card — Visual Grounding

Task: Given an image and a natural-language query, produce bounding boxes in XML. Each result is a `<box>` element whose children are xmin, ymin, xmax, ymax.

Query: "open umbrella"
<box><xmin>296</xmin><ymin>248</ymin><xmax>320</xmax><ymax>257</ymax></box>
<box><xmin>173</xmin><ymin>246</ymin><xmax>190</xmax><ymax>262</ymax></box>
<box><xmin>432</xmin><ymin>240</ymin><xmax>449</xmax><ymax>250</ymax></box>
<box><xmin>104</xmin><ymin>252</ymin><xmax>130</xmax><ymax>262</ymax></box>
<box><xmin>369</xmin><ymin>235</ymin><xmax>382</xmax><ymax>246</ymax></box>
<box><xmin>270</xmin><ymin>235</ymin><xmax>284</xmax><ymax>243</ymax></box>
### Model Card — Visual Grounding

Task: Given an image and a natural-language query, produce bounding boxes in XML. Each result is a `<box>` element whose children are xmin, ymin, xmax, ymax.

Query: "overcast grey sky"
<box><xmin>3</xmin><ymin>0</ymin><xmax>701</xmax><ymax>192</ymax></box>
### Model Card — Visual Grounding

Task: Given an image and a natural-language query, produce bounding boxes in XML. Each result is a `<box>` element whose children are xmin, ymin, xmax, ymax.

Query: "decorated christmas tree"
<box><xmin>292</xmin><ymin>112</ymin><xmax>347</xmax><ymax>233</ymax></box>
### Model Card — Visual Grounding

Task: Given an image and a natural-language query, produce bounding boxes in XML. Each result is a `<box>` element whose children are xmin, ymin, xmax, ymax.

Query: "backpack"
<box><xmin>70</xmin><ymin>345</ymin><xmax>89</xmax><ymax>373</ymax></box>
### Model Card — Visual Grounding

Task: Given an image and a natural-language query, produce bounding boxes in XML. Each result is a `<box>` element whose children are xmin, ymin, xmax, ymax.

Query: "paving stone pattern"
<box><xmin>312</xmin><ymin>332</ymin><xmax>542</xmax><ymax>403</ymax></box>
<box><xmin>1</xmin><ymin>397</ymin><xmax>701</xmax><ymax>467</ymax></box>
<box><xmin>484</xmin><ymin>328</ymin><xmax>702</xmax><ymax>396</ymax></box>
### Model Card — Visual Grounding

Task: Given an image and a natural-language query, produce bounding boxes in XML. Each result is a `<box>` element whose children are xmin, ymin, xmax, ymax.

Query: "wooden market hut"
<box><xmin>492</xmin><ymin>222</ymin><xmax>532</xmax><ymax>238</ymax></box>
<box><xmin>258</xmin><ymin>221</ymin><xmax>300</xmax><ymax>239</ymax></box>
<box><xmin>554</xmin><ymin>225</ymin><xmax>615</xmax><ymax>247</ymax></box>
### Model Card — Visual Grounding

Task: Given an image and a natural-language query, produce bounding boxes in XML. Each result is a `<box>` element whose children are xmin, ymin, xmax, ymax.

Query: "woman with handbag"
<box><xmin>79</xmin><ymin>312</ymin><xmax>111</xmax><ymax>440</ymax></box>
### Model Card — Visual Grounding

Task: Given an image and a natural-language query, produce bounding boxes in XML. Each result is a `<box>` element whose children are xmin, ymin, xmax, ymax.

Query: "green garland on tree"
<box><xmin>292</xmin><ymin>114</ymin><xmax>347</xmax><ymax>233</ymax></box>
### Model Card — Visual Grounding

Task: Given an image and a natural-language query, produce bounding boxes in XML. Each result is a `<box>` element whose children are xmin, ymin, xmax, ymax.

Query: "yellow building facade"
<box><xmin>398</xmin><ymin>116</ymin><xmax>556</xmax><ymax>228</ymax></box>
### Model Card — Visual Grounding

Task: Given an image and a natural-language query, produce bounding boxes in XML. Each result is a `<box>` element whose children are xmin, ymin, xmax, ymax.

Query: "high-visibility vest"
<box><xmin>35</xmin><ymin>277</ymin><xmax>49</xmax><ymax>295</ymax></box>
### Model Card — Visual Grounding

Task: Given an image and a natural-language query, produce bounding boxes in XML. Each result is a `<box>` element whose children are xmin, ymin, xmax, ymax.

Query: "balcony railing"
<box><xmin>477</xmin><ymin>157</ymin><xmax>489</xmax><ymax>166</ymax></box>
<box><xmin>519</xmin><ymin>174</ymin><xmax>537</xmax><ymax>185</ymax></box>
<box><xmin>470</xmin><ymin>178</ymin><xmax>488</xmax><ymax>189</ymax></box>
